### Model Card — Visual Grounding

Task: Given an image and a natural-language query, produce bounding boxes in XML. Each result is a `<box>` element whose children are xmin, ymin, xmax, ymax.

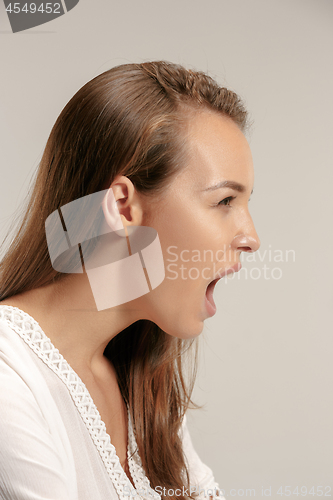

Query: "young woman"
<box><xmin>0</xmin><ymin>61</ymin><xmax>260</xmax><ymax>500</ymax></box>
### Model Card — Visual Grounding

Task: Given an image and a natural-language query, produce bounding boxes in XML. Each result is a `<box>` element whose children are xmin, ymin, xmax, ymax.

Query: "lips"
<box><xmin>215</xmin><ymin>262</ymin><xmax>242</xmax><ymax>280</ymax></box>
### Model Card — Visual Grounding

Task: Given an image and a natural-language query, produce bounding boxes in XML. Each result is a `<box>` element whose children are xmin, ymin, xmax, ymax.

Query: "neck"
<box><xmin>0</xmin><ymin>272</ymin><xmax>148</xmax><ymax>377</ymax></box>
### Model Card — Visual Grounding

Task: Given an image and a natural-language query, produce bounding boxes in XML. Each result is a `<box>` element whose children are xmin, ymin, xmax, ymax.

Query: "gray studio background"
<box><xmin>1</xmin><ymin>1</ymin><xmax>332</xmax><ymax>497</ymax></box>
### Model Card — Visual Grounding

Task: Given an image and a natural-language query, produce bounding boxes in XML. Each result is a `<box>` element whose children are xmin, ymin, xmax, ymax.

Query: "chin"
<box><xmin>159</xmin><ymin>317</ymin><xmax>205</xmax><ymax>340</ymax></box>
<box><xmin>141</xmin><ymin>292</ymin><xmax>205</xmax><ymax>339</ymax></box>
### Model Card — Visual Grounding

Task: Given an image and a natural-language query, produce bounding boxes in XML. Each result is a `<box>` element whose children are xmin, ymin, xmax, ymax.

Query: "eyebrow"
<box><xmin>202</xmin><ymin>180</ymin><xmax>253</xmax><ymax>195</ymax></box>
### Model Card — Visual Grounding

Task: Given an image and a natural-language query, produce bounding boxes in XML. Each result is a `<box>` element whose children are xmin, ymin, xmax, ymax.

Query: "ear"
<box><xmin>102</xmin><ymin>175</ymin><xmax>144</xmax><ymax>232</ymax></box>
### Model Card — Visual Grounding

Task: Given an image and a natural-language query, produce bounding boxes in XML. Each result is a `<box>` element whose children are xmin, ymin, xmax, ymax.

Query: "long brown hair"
<box><xmin>0</xmin><ymin>61</ymin><xmax>248</xmax><ymax>495</ymax></box>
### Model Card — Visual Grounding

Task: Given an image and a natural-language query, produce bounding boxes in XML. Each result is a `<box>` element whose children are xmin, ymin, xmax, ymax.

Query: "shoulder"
<box><xmin>0</xmin><ymin>309</ymin><xmax>44</xmax><ymax>392</ymax></box>
<box><xmin>0</xmin><ymin>307</ymin><xmax>78</xmax><ymax>499</ymax></box>
<box><xmin>0</xmin><ymin>310</ymin><xmax>53</xmax><ymax>430</ymax></box>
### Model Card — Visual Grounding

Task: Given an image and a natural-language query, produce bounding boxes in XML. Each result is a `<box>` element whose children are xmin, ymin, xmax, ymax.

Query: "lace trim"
<box><xmin>0</xmin><ymin>305</ymin><xmax>159</xmax><ymax>500</ymax></box>
<box><xmin>127</xmin><ymin>411</ymin><xmax>155</xmax><ymax>494</ymax></box>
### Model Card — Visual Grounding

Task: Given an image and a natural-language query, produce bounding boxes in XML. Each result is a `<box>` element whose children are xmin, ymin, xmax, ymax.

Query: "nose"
<box><xmin>232</xmin><ymin>214</ymin><xmax>261</xmax><ymax>254</ymax></box>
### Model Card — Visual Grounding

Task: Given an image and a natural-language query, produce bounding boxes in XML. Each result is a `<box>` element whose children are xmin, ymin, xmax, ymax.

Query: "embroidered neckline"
<box><xmin>0</xmin><ymin>304</ymin><xmax>159</xmax><ymax>500</ymax></box>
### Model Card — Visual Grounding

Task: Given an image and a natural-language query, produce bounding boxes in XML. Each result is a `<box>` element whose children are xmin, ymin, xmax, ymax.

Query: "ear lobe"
<box><xmin>102</xmin><ymin>188</ymin><xmax>124</xmax><ymax>233</ymax></box>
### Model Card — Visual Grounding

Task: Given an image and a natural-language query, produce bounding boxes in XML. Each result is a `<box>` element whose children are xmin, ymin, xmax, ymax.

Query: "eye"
<box><xmin>218</xmin><ymin>196</ymin><xmax>236</xmax><ymax>207</ymax></box>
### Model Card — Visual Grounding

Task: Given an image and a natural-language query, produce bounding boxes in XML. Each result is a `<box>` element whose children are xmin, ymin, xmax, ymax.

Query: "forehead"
<box><xmin>179</xmin><ymin>111</ymin><xmax>254</xmax><ymax>191</ymax></box>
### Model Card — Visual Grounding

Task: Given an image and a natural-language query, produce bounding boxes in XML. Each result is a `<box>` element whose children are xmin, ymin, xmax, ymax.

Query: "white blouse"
<box><xmin>0</xmin><ymin>305</ymin><xmax>224</xmax><ymax>500</ymax></box>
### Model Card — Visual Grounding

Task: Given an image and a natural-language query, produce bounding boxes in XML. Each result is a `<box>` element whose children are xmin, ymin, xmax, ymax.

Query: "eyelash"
<box><xmin>218</xmin><ymin>196</ymin><xmax>236</xmax><ymax>207</ymax></box>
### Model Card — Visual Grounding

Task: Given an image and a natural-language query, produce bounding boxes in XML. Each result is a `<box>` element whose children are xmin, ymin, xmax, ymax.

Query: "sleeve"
<box><xmin>0</xmin><ymin>352</ymin><xmax>77</xmax><ymax>500</ymax></box>
<box><xmin>180</xmin><ymin>414</ymin><xmax>226</xmax><ymax>500</ymax></box>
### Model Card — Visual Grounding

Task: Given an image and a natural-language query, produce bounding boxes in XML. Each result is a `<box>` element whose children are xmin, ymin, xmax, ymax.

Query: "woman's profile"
<box><xmin>0</xmin><ymin>61</ymin><xmax>260</xmax><ymax>500</ymax></box>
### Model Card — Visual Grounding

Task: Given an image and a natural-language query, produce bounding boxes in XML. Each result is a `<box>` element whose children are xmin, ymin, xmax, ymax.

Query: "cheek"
<box><xmin>160</xmin><ymin>221</ymin><xmax>226</xmax><ymax>285</ymax></box>
<box><xmin>146</xmin><ymin>203</ymin><xmax>233</xmax><ymax>291</ymax></box>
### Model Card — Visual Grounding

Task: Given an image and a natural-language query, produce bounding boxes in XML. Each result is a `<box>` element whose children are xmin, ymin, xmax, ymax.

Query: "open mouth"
<box><xmin>205</xmin><ymin>278</ymin><xmax>220</xmax><ymax>313</ymax></box>
<box><xmin>204</xmin><ymin>263</ymin><xmax>242</xmax><ymax>316</ymax></box>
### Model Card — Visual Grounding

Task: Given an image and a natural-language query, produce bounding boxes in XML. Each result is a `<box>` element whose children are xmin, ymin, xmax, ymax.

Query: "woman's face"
<box><xmin>139</xmin><ymin>111</ymin><xmax>260</xmax><ymax>339</ymax></box>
